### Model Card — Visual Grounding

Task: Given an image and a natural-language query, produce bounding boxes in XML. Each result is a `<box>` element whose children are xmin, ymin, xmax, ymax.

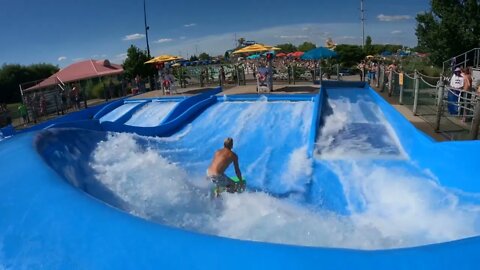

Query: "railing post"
<box><xmin>399</xmin><ymin>72</ymin><xmax>404</xmax><ymax>105</ymax></box>
<box><xmin>387</xmin><ymin>70</ymin><xmax>393</xmax><ymax>96</ymax></box>
<box><xmin>413</xmin><ymin>70</ymin><xmax>419</xmax><ymax>115</ymax></box>
<box><xmin>469</xmin><ymin>97</ymin><xmax>480</xmax><ymax>140</ymax></box>
<box><xmin>235</xmin><ymin>66</ymin><xmax>240</xmax><ymax>86</ymax></box>
<box><xmin>336</xmin><ymin>64</ymin><xmax>340</xmax><ymax>81</ymax></box>
<box><xmin>435</xmin><ymin>78</ymin><xmax>445</xmax><ymax>132</ymax></box>
<box><xmin>292</xmin><ymin>65</ymin><xmax>296</xmax><ymax>85</ymax></box>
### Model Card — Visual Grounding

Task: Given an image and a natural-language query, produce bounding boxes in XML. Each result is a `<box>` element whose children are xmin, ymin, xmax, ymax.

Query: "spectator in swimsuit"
<box><xmin>207</xmin><ymin>137</ymin><xmax>244</xmax><ymax>196</ymax></box>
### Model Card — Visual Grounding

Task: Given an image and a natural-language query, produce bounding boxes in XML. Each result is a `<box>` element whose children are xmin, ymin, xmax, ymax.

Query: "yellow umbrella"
<box><xmin>145</xmin><ymin>55</ymin><xmax>182</xmax><ymax>64</ymax></box>
<box><xmin>233</xmin><ymin>43</ymin><xmax>280</xmax><ymax>54</ymax></box>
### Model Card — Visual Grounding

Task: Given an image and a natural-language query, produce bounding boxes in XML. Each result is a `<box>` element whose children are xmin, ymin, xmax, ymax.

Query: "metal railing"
<box><xmin>442</xmin><ymin>48</ymin><xmax>480</xmax><ymax>75</ymax></box>
<box><xmin>375</xmin><ymin>66</ymin><xmax>480</xmax><ymax>140</ymax></box>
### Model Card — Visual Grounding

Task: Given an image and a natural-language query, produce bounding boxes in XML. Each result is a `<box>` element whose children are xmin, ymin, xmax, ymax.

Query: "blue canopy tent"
<box><xmin>301</xmin><ymin>47</ymin><xmax>338</xmax><ymax>84</ymax></box>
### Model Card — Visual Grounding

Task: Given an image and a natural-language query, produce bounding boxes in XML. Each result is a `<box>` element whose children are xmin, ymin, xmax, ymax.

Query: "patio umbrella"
<box><xmin>145</xmin><ymin>55</ymin><xmax>183</xmax><ymax>64</ymax></box>
<box><xmin>276</xmin><ymin>52</ymin><xmax>287</xmax><ymax>57</ymax></box>
<box><xmin>301</xmin><ymin>47</ymin><xmax>337</xmax><ymax>60</ymax></box>
<box><xmin>301</xmin><ymin>47</ymin><xmax>338</xmax><ymax>84</ymax></box>
<box><xmin>290</xmin><ymin>51</ymin><xmax>304</xmax><ymax>58</ymax></box>
<box><xmin>233</xmin><ymin>43</ymin><xmax>280</xmax><ymax>54</ymax></box>
<box><xmin>247</xmin><ymin>54</ymin><xmax>261</xmax><ymax>60</ymax></box>
<box><xmin>366</xmin><ymin>55</ymin><xmax>374</xmax><ymax>59</ymax></box>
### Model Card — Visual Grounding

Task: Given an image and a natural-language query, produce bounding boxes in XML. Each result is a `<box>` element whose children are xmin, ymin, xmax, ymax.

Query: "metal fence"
<box><xmin>375</xmin><ymin>67</ymin><xmax>480</xmax><ymax>140</ymax></box>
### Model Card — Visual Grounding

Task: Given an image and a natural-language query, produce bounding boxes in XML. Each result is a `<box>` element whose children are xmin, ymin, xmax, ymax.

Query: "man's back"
<box><xmin>208</xmin><ymin>148</ymin><xmax>236</xmax><ymax>175</ymax></box>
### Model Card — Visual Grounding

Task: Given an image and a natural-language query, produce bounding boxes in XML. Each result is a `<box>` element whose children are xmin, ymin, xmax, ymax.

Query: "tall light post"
<box><xmin>360</xmin><ymin>0</ymin><xmax>365</xmax><ymax>48</ymax></box>
<box><xmin>143</xmin><ymin>0</ymin><xmax>151</xmax><ymax>57</ymax></box>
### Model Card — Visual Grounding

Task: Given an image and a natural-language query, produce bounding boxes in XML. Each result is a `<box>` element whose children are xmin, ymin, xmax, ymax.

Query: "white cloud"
<box><xmin>123</xmin><ymin>33</ymin><xmax>145</xmax><ymax>41</ymax></box>
<box><xmin>58</xmin><ymin>56</ymin><xmax>67</xmax><ymax>61</ymax></box>
<box><xmin>184</xmin><ymin>23</ymin><xmax>197</xmax><ymax>27</ymax></box>
<box><xmin>391</xmin><ymin>30</ymin><xmax>403</xmax><ymax>34</ymax></box>
<box><xmin>154</xmin><ymin>38</ymin><xmax>173</xmax><ymax>43</ymax></box>
<box><xmin>150</xmin><ymin>22</ymin><xmax>417</xmax><ymax>58</ymax></box>
<box><xmin>279</xmin><ymin>35</ymin><xmax>309</xmax><ymax>39</ymax></box>
<box><xmin>377</xmin><ymin>14</ymin><xmax>412</xmax><ymax>22</ymax></box>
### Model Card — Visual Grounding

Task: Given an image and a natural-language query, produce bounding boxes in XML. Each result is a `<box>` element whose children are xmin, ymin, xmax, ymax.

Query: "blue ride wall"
<box><xmin>0</xmin><ymin>83</ymin><xmax>480</xmax><ymax>269</ymax></box>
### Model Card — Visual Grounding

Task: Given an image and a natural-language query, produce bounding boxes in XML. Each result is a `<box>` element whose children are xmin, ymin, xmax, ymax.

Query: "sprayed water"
<box><xmin>87</xmin><ymin>97</ymin><xmax>480</xmax><ymax>250</ymax></box>
<box><xmin>125</xmin><ymin>101</ymin><xmax>178</xmax><ymax>127</ymax></box>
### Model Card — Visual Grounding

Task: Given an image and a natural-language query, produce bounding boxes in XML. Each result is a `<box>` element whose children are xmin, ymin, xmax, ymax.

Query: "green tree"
<box><xmin>198</xmin><ymin>52</ymin><xmax>211</xmax><ymax>61</ymax></box>
<box><xmin>122</xmin><ymin>45</ymin><xmax>155</xmax><ymax>80</ymax></box>
<box><xmin>416</xmin><ymin>0</ymin><xmax>480</xmax><ymax>66</ymax></box>
<box><xmin>298</xmin><ymin>42</ymin><xmax>316</xmax><ymax>52</ymax></box>
<box><xmin>189</xmin><ymin>55</ymin><xmax>199</xmax><ymax>61</ymax></box>
<box><xmin>334</xmin><ymin>44</ymin><xmax>366</xmax><ymax>67</ymax></box>
<box><xmin>275</xmin><ymin>43</ymin><xmax>297</xmax><ymax>53</ymax></box>
<box><xmin>364</xmin><ymin>36</ymin><xmax>374</xmax><ymax>55</ymax></box>
<box><xmin>0</xmin><ymin>63</ymin><xmax>58</xmax><ymax>103</ymax></box>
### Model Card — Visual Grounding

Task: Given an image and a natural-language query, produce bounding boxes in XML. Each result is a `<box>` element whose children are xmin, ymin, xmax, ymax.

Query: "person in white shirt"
<box><xmin>450</xmin><ymin>67</ymin><xmax>464</xmax><ymax>90</ymax></box>
<box><xmin>448</xmin><ymin>67</ymin><xmax>464</xmax><ymax>115</ymax></box>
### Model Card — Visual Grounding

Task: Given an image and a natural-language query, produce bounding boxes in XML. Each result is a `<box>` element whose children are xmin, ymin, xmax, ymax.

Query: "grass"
<box><xmin>6</xmin><ymin>103</ymin><xmax>21</xmax><ymax>119</ymax></box>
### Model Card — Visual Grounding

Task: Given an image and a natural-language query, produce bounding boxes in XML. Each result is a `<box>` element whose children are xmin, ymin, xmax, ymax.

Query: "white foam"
<box><xmin>89</xmin><ymin>133</ymin><xmax>480</xmax><ymax>250</ymax></box>
<box><xmin>316</xmin><ymin>96</ymin><xmax>406</xmax><ymax>159</ymax></box>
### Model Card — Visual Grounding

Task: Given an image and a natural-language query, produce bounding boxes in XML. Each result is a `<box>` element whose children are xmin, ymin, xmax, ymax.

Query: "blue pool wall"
<box><xmin>1</xmin><ymin>82</ymin><xmax>480</xmax><ymax>269</ymax></box>
<box><xmin>99</xmin><ymin>87</ymin><xmax>221</xmax><ymax>136</ymax></box>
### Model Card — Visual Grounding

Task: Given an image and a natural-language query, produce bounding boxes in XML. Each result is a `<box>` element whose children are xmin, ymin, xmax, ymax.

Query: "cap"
<box><xmin>454</xmin><ymin>67</ymin><xmax>461</xmax><ymax>72</ymax></box>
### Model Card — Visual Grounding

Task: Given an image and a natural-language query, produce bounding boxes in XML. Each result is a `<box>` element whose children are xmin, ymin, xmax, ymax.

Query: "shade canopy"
<box><xmin>288</xmin><ymin>51</ymin><xmax>304</xmax><ymax>58</ymax></box>
<box><xmin>233</xmin><ymin>44</ymin><xmax>280</xmax><ymax>54</ymax></box>
<box><xmin>145</xmin><ymin>55</ymin><xmax>183</xmax><ymax>64</ymax></box>
<box><xmin>301</xmin><ymin>47</ymin><xmax>338</xmax><ymax>60</ymax></box>
<box><xmin>25</xmin><ymin>59</ymin><xmax>123</xmax><ymax>92</ymax></box>
<box><xmin>247</xmin><ymin>54</ymin><xmax>261</xmax><ymax>60</ymax></box>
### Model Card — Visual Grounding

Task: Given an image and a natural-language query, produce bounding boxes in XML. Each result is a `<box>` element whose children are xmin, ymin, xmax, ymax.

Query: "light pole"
<box><xmin>143</xmin><ymin>0</ymin><xmax>151</xmax><ymax>57</ymax></box>
<box><xmin>360</xmin><ymin>0</ymin><xmax>365</xmax><ymax>48</ymax></box>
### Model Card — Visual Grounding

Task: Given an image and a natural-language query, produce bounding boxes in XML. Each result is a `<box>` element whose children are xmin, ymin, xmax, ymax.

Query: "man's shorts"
<box><xmin>206</xmin><ymin>174</ymin><xmax>232</xmax><ymax>188</ymax></box>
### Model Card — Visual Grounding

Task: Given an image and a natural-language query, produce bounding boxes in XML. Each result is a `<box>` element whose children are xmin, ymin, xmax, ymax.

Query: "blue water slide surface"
<box><xmin>1</xmin><ymin>82</ymin><xmax>480</xmax><ymax>269</ymax></box>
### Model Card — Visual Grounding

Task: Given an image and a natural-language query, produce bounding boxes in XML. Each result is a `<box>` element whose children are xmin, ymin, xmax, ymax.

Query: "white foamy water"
<box><xmin>316</xmin><ymin>96</ymin><xmax>404</xmax><ymax>159</ymax></box>
<box><xmin>89</xmin><ymin>133</ymin><xmax>480</xmax><ymax>250</ymax></box>
<box><xmin>100</xmin><ymin>103</ymin><xmax>139</xmax><ymax>123</ymax></box>
<box><xmin>125</xmin><ymin>102</ymin><xmax>177</xmax><ymax>127</ymax></box>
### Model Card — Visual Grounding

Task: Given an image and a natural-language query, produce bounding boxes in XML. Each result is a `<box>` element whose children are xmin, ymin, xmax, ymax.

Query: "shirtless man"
<box><xmin>207</xmin><ymin>137</ymin><xmax>244</xmax><ymax>194</ymax></box>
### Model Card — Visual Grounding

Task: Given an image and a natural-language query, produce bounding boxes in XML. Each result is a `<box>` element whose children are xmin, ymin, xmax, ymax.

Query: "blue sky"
<box><xmin>0</xmin><ymin>0</ymin><xmax>430</xmax><ymax>67</ymax></box>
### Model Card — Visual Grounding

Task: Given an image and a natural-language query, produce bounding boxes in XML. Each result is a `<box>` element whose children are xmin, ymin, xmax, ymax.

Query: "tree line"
<box><xmin>0</xmin><ymin>63</ymin><xmax>58</xmax><ymax>104</ymax></box>
<box><xmin>416</xmin><ymin>0</ymin><xmax>480</xmax><ymax>67</ymax></box>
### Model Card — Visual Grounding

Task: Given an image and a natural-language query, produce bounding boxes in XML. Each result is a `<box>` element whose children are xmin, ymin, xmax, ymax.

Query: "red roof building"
<box><xmin>25</xmin><ymin>59</ymin><xmax>123</xmax><ymax>92</ymax></box>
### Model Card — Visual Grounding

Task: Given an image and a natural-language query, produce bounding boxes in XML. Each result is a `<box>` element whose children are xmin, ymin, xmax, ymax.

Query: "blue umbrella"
<box><xmin>247</xmin><ymin>54</ymin><xmax>261</xmax><ymax>60</ymax></box>
<box><xmin>381</xmin><ymin>51</ymin><xmax>392</xmax><ymax>56</ymax></box>
<box><xmin>301</xmin><ymin>47</ymin><xmax>338</xmax><ymax>60</ymax></box>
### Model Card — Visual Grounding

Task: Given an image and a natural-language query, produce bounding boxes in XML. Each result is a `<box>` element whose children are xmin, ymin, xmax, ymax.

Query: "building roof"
<box><xmin>25</xmin><ymin>59</ymin><xmax>123</xmax><ymax>92</ymax></box>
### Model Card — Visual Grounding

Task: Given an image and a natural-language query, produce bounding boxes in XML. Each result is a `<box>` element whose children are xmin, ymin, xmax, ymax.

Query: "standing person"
<box><xmin>206</xmin><ymin>137</ymin><xmax>245</xmax><ymax>196</ymax></box>
<box><xmin>358</xmin><ymin>61</ymin><xmax>365</xmax><ymax>81</ymax></box>
<box><xmin>60</xmin><ymin>90</ymin><xmax>67</xmax><ymax>114</ymax></box>
<box><xmin>449</xmin><ymin>67</ymin><xmax>464</xmax><ymax>115</ymax></box>
<box><xmin>39</xmin><ymin>94</ymin><xmax>47</xmax><ymax>117</ymax></box>
<box><xmin>18</xmin><ymin>103</ymin><xmax>28</xmax><ymax>125</ymax></box>
<box><xmin>108</xmin><ymin>80</ymin><xmax>115</xmax><ymax>100</ymax></box>
<box><xmin>462</xmin><ymin>67</ymin><xmax>473</xmax><ymax>122</ymax></box>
